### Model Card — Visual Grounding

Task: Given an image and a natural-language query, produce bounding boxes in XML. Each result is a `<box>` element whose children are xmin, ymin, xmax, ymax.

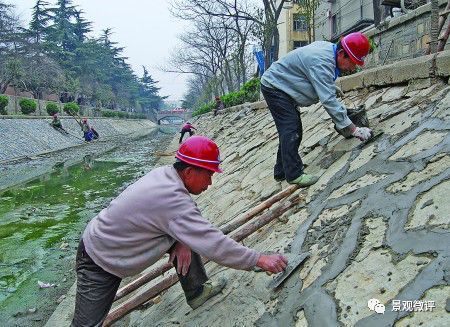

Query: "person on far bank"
<box><xmin>50</xmin><ymin>113</ymin><xmax>68</xmax><ymax>134</ymax></box>
<box><xmin>261</xmin><ymin>32</ymin><xmax>373</xmax><ymax>186</ymax></box>
<box><xmin>214</xmin><ymin>96</ymin><xmax>224</xmax><ymax>116</ymax></box>
<box><xmin>80</xmin><ymin>117</ymin><xmax>94</xmax><ymax>141</ymax></box>
<box><xmin>71</xmin><ymin>135</ymin><xmax>288</xmax><ymax>326</ymax></box>
<box><xmin>179</xmin><ymin>121</ymin><xmax>196</xmax><ymax>144</ymax></box>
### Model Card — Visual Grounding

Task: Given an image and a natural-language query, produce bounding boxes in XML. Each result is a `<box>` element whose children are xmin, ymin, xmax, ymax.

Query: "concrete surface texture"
<box><xmin>0</xmin><ymin>117</ymin><xmax>156</xmax><ymax>162</ymax></box>
<box><xmin>123</xmin><ymin>82</ymin><xmax>449</xmax><ymax>326</ymax></box>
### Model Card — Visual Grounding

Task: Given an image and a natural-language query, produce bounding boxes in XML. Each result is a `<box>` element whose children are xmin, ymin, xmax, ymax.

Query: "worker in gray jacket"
<box><xmin>72</xmin><ymin>135</ymin><xmax>288</xmax><ymax>326</ymax></box>
<box><xmin>261</xmin><ymin>32</ymin><xmax>373</xmax><ymax>186</ymax></box>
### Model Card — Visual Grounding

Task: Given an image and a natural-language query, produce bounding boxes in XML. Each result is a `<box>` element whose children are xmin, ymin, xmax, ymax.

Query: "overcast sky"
<box><xmin>9</xmin><ymin>0</ymin><xmax>188</xmax><ymax>103</ymax></box>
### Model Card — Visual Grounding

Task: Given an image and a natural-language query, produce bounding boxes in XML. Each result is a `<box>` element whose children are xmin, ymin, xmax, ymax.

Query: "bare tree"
<box><xmin>170</xmin><ymin>0</ymin><xmax>288</xmax><ymax>69</ymax></box>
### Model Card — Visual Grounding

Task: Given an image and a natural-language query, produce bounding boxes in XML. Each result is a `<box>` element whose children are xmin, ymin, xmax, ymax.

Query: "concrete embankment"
<box><xmin>0</xmin><ymin>117</ymin><xmax>156</xmax><ymax>163</ymax></box>
<box><xmin>47</xmin><ymin>51</ymin><xmax>450</xmax><ymax>326</ymax></box>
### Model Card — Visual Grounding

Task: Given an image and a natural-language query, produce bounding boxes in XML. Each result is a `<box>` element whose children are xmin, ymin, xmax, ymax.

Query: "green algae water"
<box><xmin>0</xmin><ymin>131</ymin><xmax>171</xmax><ymax>325</ymax></box>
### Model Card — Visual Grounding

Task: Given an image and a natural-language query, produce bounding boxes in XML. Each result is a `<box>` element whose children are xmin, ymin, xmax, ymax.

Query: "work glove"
<box><xmin>335</xmin><ymin>85</ymin><xmax>344</xmax><ymax>98</ymax></box>
<box><xmin>352</xmin><ymin>126</ymin><xmax>373</xmax><ymax>141</ymax></box>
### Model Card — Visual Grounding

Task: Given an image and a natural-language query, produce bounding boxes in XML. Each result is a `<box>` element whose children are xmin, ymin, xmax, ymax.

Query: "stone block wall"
<box><xmin>364</xmin><ymin>0</ymin><xmax>449</xmax><ymax>68</ymax></box>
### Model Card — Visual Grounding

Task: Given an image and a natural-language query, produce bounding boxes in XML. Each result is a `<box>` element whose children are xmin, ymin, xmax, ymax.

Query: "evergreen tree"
<box><xmin>28</xmin><ymin>0</ymin><xmax>51</xmax><ymax>44</ymax></box>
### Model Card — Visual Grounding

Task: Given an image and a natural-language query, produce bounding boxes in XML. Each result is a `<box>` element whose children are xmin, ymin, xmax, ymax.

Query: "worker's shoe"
<box><xmin>287</xmin><ymin>173</ymin><xmax>319</xmax><ymax>187</ymax></box>
<box><xmin>187</xmin><ymin>277</ymin><xmax>227</xmax><ymax>310</ymax></box>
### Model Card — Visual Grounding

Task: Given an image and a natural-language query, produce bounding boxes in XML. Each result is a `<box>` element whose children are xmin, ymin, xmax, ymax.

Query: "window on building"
<box><xmin>293</xmin><ymin>14</ymin><xmax>308</xmax><ymax>32</ymax></box>
<box><xmin>293</xmin><ymin>41</ymin><xmax>308</xmax><ymax>49</ymax></box>
<box><xmin>331</xmin><ymin>14</ymin><xmax>337</xmax><ymax>35</ymax></box>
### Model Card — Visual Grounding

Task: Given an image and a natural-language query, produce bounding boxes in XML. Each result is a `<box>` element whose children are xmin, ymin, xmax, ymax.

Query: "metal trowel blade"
<box><xmin>358</xmin><ymin>131</ymin><xmax>384</xmax><ymax>149</ymax></box>
<box><xmin>267</xmin><ymin>252</ymin><xmax>310</xmax><ymax>290</ymax></box>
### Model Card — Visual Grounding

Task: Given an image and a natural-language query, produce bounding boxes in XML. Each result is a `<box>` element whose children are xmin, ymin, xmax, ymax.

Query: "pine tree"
<box><xmin>29</xmin><ymin>0</ymin><xmax>51</xmax><ymax>44</ymax></box>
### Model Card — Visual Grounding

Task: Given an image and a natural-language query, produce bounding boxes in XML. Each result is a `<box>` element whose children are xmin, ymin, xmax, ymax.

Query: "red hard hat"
<box><xmin>341</xmin><ymin>32</ymin><xmax>370</xmax><ymax>66</ymax></box>
<box><xmin>176</xmin><ymin>135</ymin><xmax>222</xmax><ymax>173</ymax></box>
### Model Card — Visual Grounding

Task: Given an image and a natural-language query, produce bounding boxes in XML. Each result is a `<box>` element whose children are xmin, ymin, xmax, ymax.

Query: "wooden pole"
<box><xmin>229</xmin><ymin>194</ymin><xmax>304</xmax><ymax>242</ymax></box>
<box><xmin>114</xmin><ymin>262</ymin><xmax>173</xmax><ymax>301</ymax></box>
<box><xmin>220</xmin><ymin>185</ymin><xmax>299</xmax><ymax>234</ymax></box>
<box><xmin>114</xmin><ymin>185</ymin><xmax>299</xmax><ymax>302</ymax></box>
<box><xmin>104</xmin><ymin>193</ymin><xmax>304</xmax><ymax>326</ymax></box>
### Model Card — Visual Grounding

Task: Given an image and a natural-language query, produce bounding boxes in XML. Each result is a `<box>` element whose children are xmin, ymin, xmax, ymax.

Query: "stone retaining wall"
<box><xmin>364</xmin><ymin>0</ymin><xmax>450</xmax><ymax>68</ymax></box>
<box><xmin>0</xmin><ymin>117</ymin><xmax>156</xmax><ymax>162</ymax></box>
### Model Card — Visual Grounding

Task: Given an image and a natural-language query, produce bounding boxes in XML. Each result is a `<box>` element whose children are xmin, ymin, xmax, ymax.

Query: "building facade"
<box><xmin>278</xmin><ymin>2</ymin><xmax>311</xmax><ymax>58</ymax></box>
<box><xmin>314</xmin><ymin>0</ymin><xmax>375</xmax><ymax>42</ymax></box>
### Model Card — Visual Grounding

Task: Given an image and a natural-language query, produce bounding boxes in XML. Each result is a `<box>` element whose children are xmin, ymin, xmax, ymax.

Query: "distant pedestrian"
<box><xmin>214</xmin><ymin>96</ymin><xmax>224</xmax><ymax>116</ymax></box>
<box><xmin>50</xmin><ymin>114</ymin><xmax>68</xmax><ymax>134</ymax></box>
<box><xmin>179</xmin><ymin>121</ymin><xmax>197</xmax><ymax>144</ymax></box>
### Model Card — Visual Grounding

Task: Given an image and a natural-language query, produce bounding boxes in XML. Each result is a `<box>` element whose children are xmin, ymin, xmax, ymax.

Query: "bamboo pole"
<box><xmin>114</xmin><ymin>262</ymin><xmax>173</xmax><ymax>301</ymax></box>
<box><xmin>220</xmin><ymin>185</ymin><xmax>299</xmax><ymax>234</ymax></box>
<box><xmin>228</xmin><ymin>194</ymin><xmax>304</xmax><ymax>242</ymax></box>
<box><xmin>104</xmin><ymin>193</ymin><xmax>304</xmax><ymax>326</ymax></box>
<box><xmin>114</xmin><ymin>184</ymin><xmax>299</xmax><ymax>302</ymax></box>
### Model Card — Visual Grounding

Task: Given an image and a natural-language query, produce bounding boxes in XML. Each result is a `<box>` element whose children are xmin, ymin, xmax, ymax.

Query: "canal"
<box><xmin>0</xmin><ymin>130</ymin><xmax>173</xmax><ymax>326</ymax></box>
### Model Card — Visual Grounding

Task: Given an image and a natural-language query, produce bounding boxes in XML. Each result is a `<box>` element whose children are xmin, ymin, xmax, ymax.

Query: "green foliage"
<box><xmin>46</xmin><ymin>102</ymin><xmax>59</xmax><ymax>115</ymax></box>
<box><xmin>241</xmin><ymin>78</ymin><xmax>260</xmax><ymax>102</ymax></box>
<box><xmin>368</xmin><ymin>36</ymin><xmax>377</xmax><ymax>53</ymax></box>
<box><xmin>63</xmin><ymin>102</ymin><xmax>79</xmax><ymax>115</ymax></box>
<box><xmin>101</xmin><ymin>110</ymin><xmax>129</xmax><ymax>118</ymax></box>
<box><xmin>19</xmin><ymin>99</ymin><xmax>37</xmax><ymax>114</ymax></box>
<box><xmin>101</xmin><ymin>109</ymin><xmax>146</xmax><ymax>119</ymax></box>
<box><xmin>221</xmin><ymin>91</ymin><xmax>246</xmax><ymax>108</ymax></box>
<box><xmin>192</xmin><ymin>102</ymin><xmax>216</xmax><ymax>117</ymax></box>
<box><xmin>192</xmin><ymin>78</ymin><xmax>261</xmax><ymax>117</ymax></box>
<box><xmin>0</xmin><ymin>95</ymin><xmax>8</xmax><ymax>115</ymax></box>
<box><xmin>1</xmin><ymin>1</ymin><xmax>164</xmax><ymax>114</ymax></box>
<box><xmin>100</xmin><ymin>110</ymin><xmax>117</xmax><ymax>118</ymax></box>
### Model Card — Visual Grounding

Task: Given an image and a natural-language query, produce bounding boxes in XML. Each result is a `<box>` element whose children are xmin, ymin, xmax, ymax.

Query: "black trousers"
<box><xmin>71</xmin><ymin>240</ymin><xmax>208</xmax><ymax>326</ymax></box>
<box><xmin>261</xmin><ymin>84</ymin><xmax>304</xmax><ymax>181</ymax></box>
<box><xmin>179</xmin><ymin>129</ymin><xmax>194</xmax><ymax>143</ymax></box>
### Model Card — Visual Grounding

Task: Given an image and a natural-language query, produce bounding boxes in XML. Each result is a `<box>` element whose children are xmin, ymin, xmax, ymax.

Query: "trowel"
<box><xmin>267</xmin><ymin>252</ymin><xmax>310</xmax><ymax>290</ymax></box>
<box><xmin>358</xmin><ymin>130</ymin><xmax>384</xmax><ymax>149</ymax></box>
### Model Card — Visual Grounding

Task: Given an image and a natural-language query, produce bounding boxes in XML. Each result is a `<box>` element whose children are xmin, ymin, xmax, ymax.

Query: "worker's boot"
<box><xmin>288</xmin><ymin>173</ymin><xmax>319</xmax><ymax>187</ymax></box>
<box><xmin>187</xmin><ymin>277</ymin><xmax>227</xmax><ymax>309</ymax></box>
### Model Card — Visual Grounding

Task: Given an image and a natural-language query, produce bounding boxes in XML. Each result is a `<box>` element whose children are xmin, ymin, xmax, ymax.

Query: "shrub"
<box><xmin>19</xmin><ymin>98</ymin><xmax>37</xmax><ymax>115</ymax></box>
<box><xmin>116</xmin><ymin>111</ymin><xmax>129</xmax><ymax>119</ymax></box>
<box><xmin>221</xmin><ymin>90</ymin><xmax>246</xmax><ymax>108</ymax></box>
<box><xmin>241</xmin><ymin>78</ymin><xmax>260</xmax><ymax>102</ymax></box>
<box><xmin>192</xmin><ymin>78</ymin><xmax>261</xmax><ymax>117</ymax></box>
<box><xmin>192</xmin><ymin>102</ymin><xmax>215</xmax><ymax>117</ymax></box>
<box><xmin>101</xmin><ymin>110</ymin><xmax>117</xmax><ymax>118</ymax></box>
<box><xmin>63</xmin><ymin>102</ymin><xmax>80</xmax><ymax>115</ymax></box>
<box><xmin>0</xmin><ymin>95</ymin><xmax>8</xmax><ymax>115</ymax></box>
<box><xmin>46</xmin><ymin>102</ymin><xmax>59</xmax><ymax>116</ymax></box>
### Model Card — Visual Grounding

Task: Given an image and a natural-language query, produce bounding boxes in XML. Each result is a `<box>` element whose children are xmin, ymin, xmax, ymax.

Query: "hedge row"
<box><xmin>101</xmin><ymin>110</ymin><xmax>146</xmax><ymax>119</ymax></box>
<box><xmin>192</xmin><ymin>78</ymin><xmax>261</xmax><ymax>117</ymax></box>
<box><xmin>0</xmin><ymin>95</ymin><xmax>8</xmax><ymax>115</ymax></box>
<box><xmin>0</xmin><ymin>97</ymin><xmax>146</xmax><ymax>119</ymax></box>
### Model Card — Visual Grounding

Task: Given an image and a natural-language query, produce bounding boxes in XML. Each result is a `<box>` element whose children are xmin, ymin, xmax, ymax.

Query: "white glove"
<box><xmin>352</xmin><ymin>127</ymin><xmax>373</xmax><ymax>141</ymax></box>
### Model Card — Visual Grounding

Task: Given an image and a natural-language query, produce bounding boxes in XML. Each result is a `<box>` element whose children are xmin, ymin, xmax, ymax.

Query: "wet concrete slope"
<box><xmin>125</xmin><ymin>52</ymin><xmax>449</xmax><ymax>326</ymax></box>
